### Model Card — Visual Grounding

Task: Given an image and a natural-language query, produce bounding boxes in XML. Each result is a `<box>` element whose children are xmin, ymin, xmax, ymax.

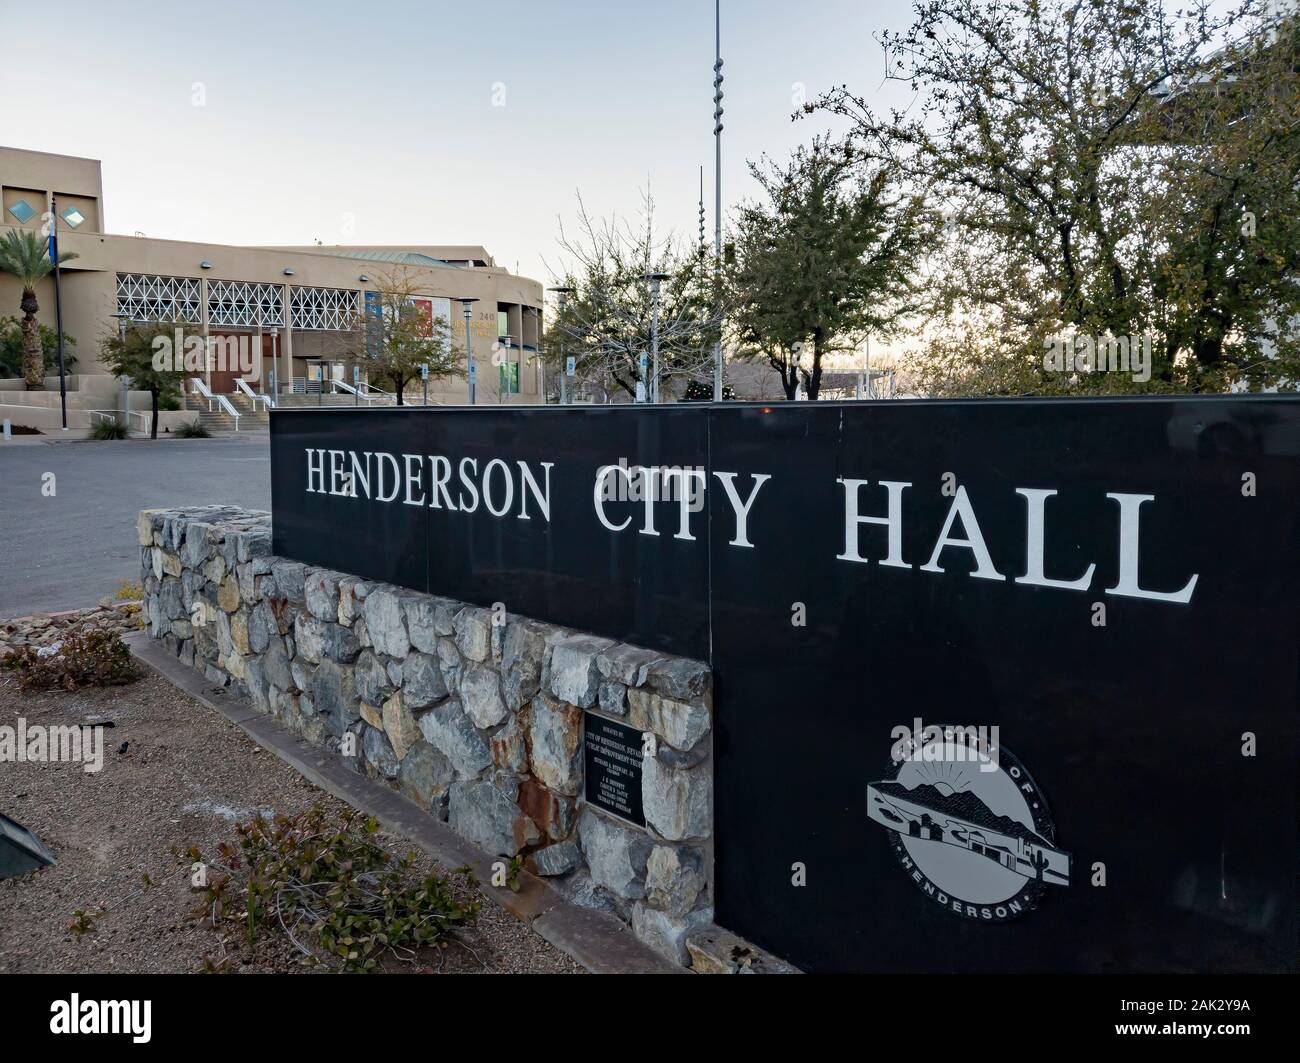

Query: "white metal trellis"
<box><xmin>290</xmin><ymin>286</ymin><xmax>358</xmax><ymax>331</ymax></box>
<box><xmin>115</xmin><ymin>273</ymin><xmax>202</xmax><ymax>322</ymax></box>
<box><xmin>208</xmin><ymin>280</ymin><xmax>284</xmax><ymax>328</ymax></box>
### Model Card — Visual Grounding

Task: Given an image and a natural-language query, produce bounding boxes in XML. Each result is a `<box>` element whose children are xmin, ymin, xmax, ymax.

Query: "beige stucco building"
<box><xmin>0</xmin><ymin>145</ymin><xmax>545</xmax><ymax>427</ymax></box>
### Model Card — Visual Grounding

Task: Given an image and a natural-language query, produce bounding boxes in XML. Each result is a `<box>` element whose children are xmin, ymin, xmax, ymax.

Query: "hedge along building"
<box><xmin>0</xmin><ymin>145</ymin><xmax>544</xmax><ymax>429</ymax></box>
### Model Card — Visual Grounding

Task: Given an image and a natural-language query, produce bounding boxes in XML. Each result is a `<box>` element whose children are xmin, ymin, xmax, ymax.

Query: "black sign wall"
<box><xmin>270</xmin><ymin>398</ymin><xmax>1299</xmax><ymax>973</ymax></box>
<box><xmin>270</xmin><ymin>406</ymin><xmax>709</xmax><ymax>658</ymax></box>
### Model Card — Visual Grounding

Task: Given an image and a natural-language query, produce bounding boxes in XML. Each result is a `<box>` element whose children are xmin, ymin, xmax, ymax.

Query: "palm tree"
<box><xmin>0</xmin><ymin>229</ymin><xmax>79</xmax><ymax>389</ymax></box>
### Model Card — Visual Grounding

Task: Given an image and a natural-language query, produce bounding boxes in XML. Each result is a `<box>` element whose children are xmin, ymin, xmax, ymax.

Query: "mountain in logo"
<box><xmin>868</xmin><ymin>776</ymin><xmax>1071</xmax><ymax>887</ymax></box>
<box><xmin>870</xmin><ymin>780</ymin><xmax>1056</xmax><ymax>849</ymax></box>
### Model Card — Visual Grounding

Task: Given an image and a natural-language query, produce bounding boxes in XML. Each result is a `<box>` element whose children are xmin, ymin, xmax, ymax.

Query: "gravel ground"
<box><xmin>0</xmin><ymin>665</ymin><xmax>582</xmax><ymax>975</ymax></box>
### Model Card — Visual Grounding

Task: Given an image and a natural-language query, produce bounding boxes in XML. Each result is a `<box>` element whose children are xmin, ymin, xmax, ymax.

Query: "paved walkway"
<box><xmin>0</xmin><ymin>436</ymin><xmax>271</xmax><ymax>616</ymax></box>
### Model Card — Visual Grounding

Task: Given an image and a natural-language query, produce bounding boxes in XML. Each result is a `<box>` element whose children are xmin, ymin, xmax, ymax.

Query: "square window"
<box><xmin>7</xmin><ymin>199</ymin><xmax>36</xmax><ymax>224</ymax></box>
<box><xmin>60</xmin><ymin>206</ymin><xmax>86</xmax><ymax>228</ymax></box>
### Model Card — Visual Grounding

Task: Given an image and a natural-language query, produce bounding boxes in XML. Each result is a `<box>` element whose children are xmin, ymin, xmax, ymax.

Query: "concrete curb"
<box><xmin>125</xmin><ymin>631</ymin><xmax>683</xmax><ymax>975</ymax></box>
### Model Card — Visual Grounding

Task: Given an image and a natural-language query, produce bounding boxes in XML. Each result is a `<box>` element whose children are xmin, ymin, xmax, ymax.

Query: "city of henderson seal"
<box><xmin>867</xmin><ymin>729</ymin><xmax>1070</xmax><ymax>921</ymax></box>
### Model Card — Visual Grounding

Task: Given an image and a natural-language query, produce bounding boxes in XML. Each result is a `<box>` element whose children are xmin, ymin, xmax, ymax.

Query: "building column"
<box><xmin>281</xmin><ymin>283</ymin><xmax>293</xmax><ymax>395</ymax></box>
<box><xmin>254</xmin><ymin>319</ymin><xmax>263</xmax><ymax>391</ymax></box>
<box><xmin>506</xmin><ymin>303</ymin><xmax>523</xmax><ymax>403</ymax></box>
<box><xmin>199</xmin><ymin>277</ymin><xmax>211</xmax><ymax>390</ymax></box>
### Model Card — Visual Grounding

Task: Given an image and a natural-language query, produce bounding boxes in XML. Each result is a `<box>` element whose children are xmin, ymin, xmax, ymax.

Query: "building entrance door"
<box><xmin>199</xmin><ymin>332</ymin><xmax>278</xmax><ymax>394</ymax></box>
<box><xmin>205</xmin><ymin>331</ymin><xmax>253</xmax><ymax>394</ymax></box>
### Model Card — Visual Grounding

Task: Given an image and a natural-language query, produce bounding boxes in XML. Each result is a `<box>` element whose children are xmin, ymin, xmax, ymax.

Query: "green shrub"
<box><xmin>90</xmin><ymin>418</ymin><xmax>128</xmax><ymax>440</ymax></box>
<box><xmin>0</xmin><ymin>315</ymin><xmax>77</xmax><ymax>379</ymax></box>
<box><xmin>2</xmin><ymin>626</ymin><xmax>139</xmax><ymax>691</ymax></box>
<box><xmin>189</xmin><ymin>807</ymin><xmax>478</xmax><ymax>972</ymax></box>
<box><xmin>682</xmin><ymin>379</ymin><xmax>736</xmax><ymax>401</ymax></box>
<box><xmin>176</xmin><ymin>420</ymin><xmax>210</xmax><ymax>438</ymax></box>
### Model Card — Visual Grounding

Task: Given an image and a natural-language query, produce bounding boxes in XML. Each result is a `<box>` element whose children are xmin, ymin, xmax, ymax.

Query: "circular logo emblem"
<box><xmin>867</xmin><ymin>728</ymin><xmax>1070</xmax><ymax>922</ymax></box>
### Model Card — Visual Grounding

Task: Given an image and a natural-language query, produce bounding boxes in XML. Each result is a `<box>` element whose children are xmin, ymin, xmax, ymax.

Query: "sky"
<box><xmin>0</xmin><ymin>0</ymin><xmax>918</xmax><ymax>287</ymax></box>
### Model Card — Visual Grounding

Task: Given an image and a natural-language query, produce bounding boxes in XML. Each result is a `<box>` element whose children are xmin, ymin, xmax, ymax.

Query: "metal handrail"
<box><xmin>330</xmin><ymin>380</ymin><xmax>387</xmax><ymax>404</ymax></box>
<box><xmin>87</xmin><ymin>409</ymin><xmax>154</xmax><ymax>435</ymax></box>
<box><xmin>235</xmin><ymin>377</ymin><xmax>274</xmax><ymax>410</ymax></box>
<box><xmin>190</xmin><ymin>377</ymin><xmax>214</xmax><ymax>409</ymax></box>
<box><xmin>214</xmin><ymin>393</ymin><xmax>241</xmax><ymax>430</ymax></box>
<box><xmin>189</xmin><ymin>379</ymin><xmax>240</xmax><ymax>430</ymax></box>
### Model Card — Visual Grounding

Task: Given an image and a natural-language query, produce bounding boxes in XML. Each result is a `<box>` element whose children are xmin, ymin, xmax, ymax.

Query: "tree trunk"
<box><xmin>150</xmin><ymin>387</ymin><xmax>159</xmax><ymax>440</ymax></box>
<box><xmin>771</xmin><ymin>354</ymin><xmax>799</xmax><ymax>400</ymax></box>
<box><xmin>393</xmin><ymin>374</ymin><xmax>405</xmax><ymax>405</ymax></box>
<box><xmin>20</xmin><ymin>287</ymin><xmax>42</xmax><ymax>390</ymax></box>
<box><xmin>781</xmin><ymin>367</ymin><xmax>799</xmax><ymax>400</ymax></box>
<box><xmin>808</xmin><ymin>331</ymin><xmax>825</xmax><ymax>400</ymax></box>
<box><xmin>612</xmin><ymin>372</ymin><xmax>637</xmax><ymax>401</ymax></box>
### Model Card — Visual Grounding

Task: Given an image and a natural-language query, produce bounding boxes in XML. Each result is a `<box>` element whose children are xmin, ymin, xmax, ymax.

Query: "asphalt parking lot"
<box><xmin>0</xmin><ymin>436</ymin><xmax>271</xmax><ymax>617</ymax></box>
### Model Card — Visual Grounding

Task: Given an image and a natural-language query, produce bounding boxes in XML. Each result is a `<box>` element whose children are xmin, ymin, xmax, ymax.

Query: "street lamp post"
<box><xmin>863</xmin><ymin>334</ymin><xmax>871</xmax><ymax>401</ymax></box>
<box><xmin>50</xmin><ymin>195</ymin><xmax>69</xmax><ymax>430</ymax></box>
<box><xmin>458</xmin><ymin>298</ymin><xmax>480</xmax><ymax>405</ymax></box>
<box><xmin>641</xmin><ymin>273</ymin><xmax>669</xmax><ymax>403</ymax></box>
<box><xmin>526</xmin><ymin>307</ymin><xmax>542</xmax><ymax>402</ymax></box>
<box><xmin>547</xmin><ymin>286</ymin><xmax>575</xmax><ymax>405</ymax></box>
<box><xmin>269</xmin><ymin>327</ymin><xmax>279</xmax><ymax>400</ymax></box>
<box><xmin>111</xmin><ymin>312</ymin><xmax>129</xmax><ymax>428</ymax></box>
<box><xmin>498</xmin><ymin>334</ymin><xmax>514</xmax><ymax>403</ymax></box>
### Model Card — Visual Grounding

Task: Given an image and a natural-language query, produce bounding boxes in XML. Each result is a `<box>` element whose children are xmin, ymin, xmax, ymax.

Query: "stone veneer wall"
<box><xmin>138</xmin><ymin>506</ymin><xmax>714</xmax><ymax>966</ymax></box>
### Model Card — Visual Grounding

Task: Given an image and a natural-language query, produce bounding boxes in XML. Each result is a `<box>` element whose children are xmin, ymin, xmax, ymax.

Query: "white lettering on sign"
<box><xmin>301</xmin><ymin>447</ymin><xmax>1199</xmax><ymax>603</ymax></box>
<box><xmin>919</xmin><ymin>486</ymin><xmax>1007</xmax><ymax>581</ymax></box>
<box><xmin>300</xmin><ymin>448</ymin><xmax>552</xmax><ymax>523</ymax></box>
<box><xmin>591</xmin><ymin>465</ymin><xmax>770</xmax><ymax>546</ymax></box>
<box><xmin>835</xmin><ymin>477</ymin><xmax>1199</xmax><ymax>604</ymax></box>
<box><xmin>837</xmin><ymin>479</ymin><xmax>912</xmax><ymax>568</ymax></box>
<box><xmin>1105</xmin><ymin>492</ymin><xmax>1198</xmax><ymax>603</ymax></box>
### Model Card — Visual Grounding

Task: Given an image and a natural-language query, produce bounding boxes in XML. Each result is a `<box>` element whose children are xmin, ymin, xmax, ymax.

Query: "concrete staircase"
<box><xmin>273</xmin><ymin>392</ymin><xmax>396</xmax><ymax>409</ymax></box>
<box><xmin>184</xmin><ymin>391</ymin><xmax>269</xmax><ymax>433</ymax></box>
<box><xmin>181</xmin><ymin>389</ymin><xmax>398</xmax><ymax>432</ymax></box>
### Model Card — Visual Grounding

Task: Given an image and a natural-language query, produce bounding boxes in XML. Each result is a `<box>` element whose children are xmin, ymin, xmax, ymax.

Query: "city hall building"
<box><xmin>0</xmin><ymin>145</ymin><xmax>544</xmax><ymax>428</ymax></box>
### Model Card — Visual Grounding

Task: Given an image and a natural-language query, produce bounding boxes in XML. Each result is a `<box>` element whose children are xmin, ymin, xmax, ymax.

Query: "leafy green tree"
<box><xmin>346</xmin><ymin>271</ymin><xmax>459</xmax><ymax>405</ymax></box>
<box><xmin>0</xmin><ymin>316</ymin><xmax>76</xmax><ymax>379</ymax></box>
<box><xmin>810</xmin><ymin>0</ymin><xmax>1300</xmax><ymax>395</ymax></box>
<box><xmin>727</xmin><ymin>137</ymin><xmax>927</xmax><ymax>400</ymax></box>
<box><xmin>0</xmin><ymin>229</ymin><xmax>79</xmax><ymax>389</ymax></box>
<box><xmin>100</xmin><ymin>321</ymin><xmax>184</xmax><ymax>439</ymax></box>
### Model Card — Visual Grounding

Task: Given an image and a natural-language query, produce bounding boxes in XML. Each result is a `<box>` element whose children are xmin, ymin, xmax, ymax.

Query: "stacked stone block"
<box><xmin>137</xmin><ymin>506</ymin><xmax>714</xmax><ymax>966</ymax></box>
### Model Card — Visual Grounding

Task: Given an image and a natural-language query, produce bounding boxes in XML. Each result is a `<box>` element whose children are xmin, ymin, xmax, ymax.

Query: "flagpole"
<box><xmin>50</xmin><ymin>195</ymin><xmax>68</xmax><ymax>431</ymax></box>
<box><xmin>712</xmin><ymin>0</ymin><xmax>724</xmax><ymax>401</ymax></box>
